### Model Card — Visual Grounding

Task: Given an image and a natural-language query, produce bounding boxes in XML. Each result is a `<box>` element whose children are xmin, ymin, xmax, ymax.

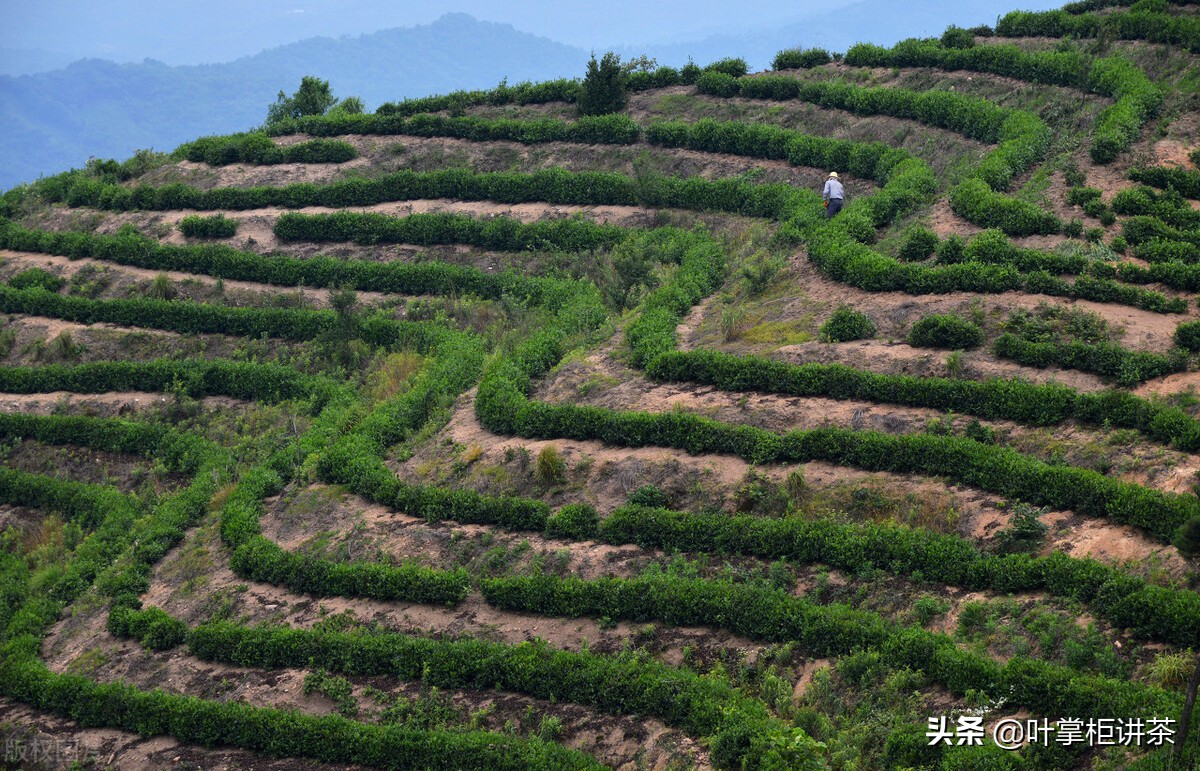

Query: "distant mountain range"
<box><xmin>0</xmin><ymin>0</ymin><xmax>1063</xmax><ymax>191</ymax></box>
<box><xmin>0</xmin><ymin>14</ymin><xmax>587</xmax><ymax>190</ymax></box>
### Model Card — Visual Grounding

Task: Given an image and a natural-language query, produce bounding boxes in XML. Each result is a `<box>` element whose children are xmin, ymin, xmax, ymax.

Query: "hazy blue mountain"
<box><xmin>0</xmin><ymin>14</ymin><xmax>588</xmax><ymax>189</ymax></box>
<box><xmin>1</xmin><ymin>0</ymin><xmax>844</xmax><ymax>66</ymax></box>
<box><xmin>0</xmin><ymin>48</ymin><xmax>76</xmax><ymax>77</ymax></box>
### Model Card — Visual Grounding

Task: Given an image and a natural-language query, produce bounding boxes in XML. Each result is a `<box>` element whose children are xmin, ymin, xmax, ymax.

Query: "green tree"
<box><xmin>266</xmin><ymin>76</ymin><xmax>338</xmax><ymax>125</ymax></box>
<box><xmin>330</xmin><ymin>96</ymin><xmax>365</xmax><ymax>116</ymax></box>
<box><xmin>577</xmin><ymin>52</ymin><xmax>627</xmax><ymax>116</ymax></box>
<box><xmin>940</xmin><ymin>25</ymin><xmax>976</xmax><ymax>49</ymax></box>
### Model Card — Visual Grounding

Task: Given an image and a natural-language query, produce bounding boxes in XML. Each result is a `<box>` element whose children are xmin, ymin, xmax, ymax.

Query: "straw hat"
<box><xmin>828</xmin><ymin>171</ymin><xmax>839</xmax><ymax>178</ymax></box>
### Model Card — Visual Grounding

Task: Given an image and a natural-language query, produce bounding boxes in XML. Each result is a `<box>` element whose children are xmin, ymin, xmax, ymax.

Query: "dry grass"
<box><xmin>365</xmin><ymin>351</ymin><xmax>425</xmax><ymax>403</ymax></box>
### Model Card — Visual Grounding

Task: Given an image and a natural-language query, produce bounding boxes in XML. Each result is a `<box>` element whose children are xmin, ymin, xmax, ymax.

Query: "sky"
<box><xmin>1</xmin><ymin>0</ymin><xmax>855</xmax><ymax>65</ymax></box>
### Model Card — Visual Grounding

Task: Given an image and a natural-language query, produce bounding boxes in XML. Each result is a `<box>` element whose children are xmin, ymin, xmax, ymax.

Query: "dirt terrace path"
<box><xmin>182</xmin><ymin>134</ymin><xmax>881</xmax><ymax>199</ymax></box>
<box><xmin>0</xmin><ymin>698</ymin><xmax>363</xmax><ymax>771</ymax></box>
<box><xmin>1</xmin><ymin>250</ymin><xmax>397</xmax><ymax>310</ymax></box>
<box><xmin>434</xmin><ymin>389</ymin><xmax>1187</xmax><ymax>571</ymax></box>
<box><xmin>37</xmin><ymin>623</ymin><xmax>709</xmax><ymax>771</ymax></box>
<box><xmin>0</xmin><ymin>391</ymin><xmax>247</xmax><ymax>417</ymax></box>
<box><xmin>532</xmin><ymin>347</ymin><xmax>1200</xmax><ymax>494</ymax></box>
<box><xmin>0</xmin><ymin>314</ymin><xmax>300</xmax><ymax>367</ymax></box>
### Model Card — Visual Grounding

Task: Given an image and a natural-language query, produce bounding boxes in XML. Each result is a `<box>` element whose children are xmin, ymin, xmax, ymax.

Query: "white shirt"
<box><xmin>823</xmin><ymin>178</ymin><xmax>845</xmax><ymax>201</ymax></box>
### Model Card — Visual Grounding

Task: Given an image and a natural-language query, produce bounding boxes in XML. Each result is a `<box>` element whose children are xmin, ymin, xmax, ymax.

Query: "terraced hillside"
<box><xmin>2</xmin><ymin>2</ymin><xmax>1200</xmax><ymax>769</ymax></box>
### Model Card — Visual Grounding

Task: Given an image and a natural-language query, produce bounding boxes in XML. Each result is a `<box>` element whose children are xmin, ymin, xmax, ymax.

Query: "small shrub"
<box><xmin>146</xmin><ymin>273</ymin><xmax>177</xmax><ymax>300</ymax></box>
<box><xmin>545</xmin><ymin>504</ymin><xmax>600</xmax><ymax>540</ymax></box>
<box><xmin>739</xmin><ymin>251</ymin><xmax>784</xmax><ymax>295</ymax></box>
<box><xmin>43</xmin><ymin>331</ymin><xmax>84</xmax><ymax>361</ymax></box>
<box><xmin>9</xmin><ymin>268</ymin><xmax>64</xmax><ymax>292</ymax></box>
<box><xmin>1145</xmin><ymin>650</ymin><xmax>1195</xmax><ymax>690</ymax></box>
<box><xmin>964</xmin><ymin>419</ymin><xmax>997</xmax><ymax>444</ymax></box>
<box><xmin>1067</xmin><ymin>187</ymin><xmax>1102</xmax><ymax>207</ymax></box>
<box><xmin>1084</xmin><ymin>227</ymin><xmax>1105</xmax><ymax>243</ymax></box>
<box><xmin>907</xmin><ymin>314</ymin><xmax>984</xmax><ymax>350</ymax></box>
<box><xmin>784</xmin><ymin>468</ymin><xmax>809</xmax><ymax>500</ymax></box>
<box><xmin>538</xmin><ymin>715</ymin><xmax>563</xmax><ymax>742</ymax></box>
<box><xmin>1063</xmin><ymin>219</ymin><xmax>1084</xmax><ymax>238</ymax></box>
<box><xmin>941</xmin><ymin>26</ymin><xmax>976</xmax><ymax>49</ymax></box>
<box><xmin>535</xmin><ymin>445</ymin><xmax>568</xmax><ymax>486</ymax></box>
<box><xmin>628</xmin><ymin>484</ymin><xmax>670</xmax><ymax>507</ymax></box>
<box><xmin>819</xmin><ymin>306</ymin><xmax>876</xmax><ymax>343</ymax></box>
<box><xmin>733</xmin><ymin>469</ymin><xmax>789</xmax><ymax>516</ymax></box>
<box><xmin>179</xmin><ymin>214</ymin><xmax>238</xmax><ymax>238</ymax></box>
<box><xmin>993</xmin><ymin>503</ymin><xmax>1049</xmax><ymax>554</ymax></box>
<box><xmin>946</xmin><ymin>351</ymin><xmax>965</xmax><ymax>378</ymax></box>
<box><xmin>899</xmin><ymin>226</ymin><xmax>939</xmax><ymax>261</ymax></box>
<box><xmin>1082</xmin><ymin>199</ymin><xmax>1108</xmax><ymax>219</ymax></box>
<box><xmin>935</xmin><ymin>235</ymin><xmax>966</xmax><ymax>263</ymax></box>
<box><xmin>720</xmin><ymin>305</ymin><xmax>746</xmax><ymax>342</ymax></box>
<box><xmin>706</xmin><ymin>57</ymin><xmax>749</xmax><ymax>77</ymax></box>
<box><xmin>1110</xmin><ymin>235</ymin><xmax>1128</xmax><ymax>254</ymax></box>
<box><xmin>696</xmin><ymin>71</ymin><xmax>740</xmax><ymax>98</ymax></box>
<box><xmin>1063</xmin><ymin>163</ymin><xmax>1087</xmax><ymax>189</ymax></box>
<box><xmin>303</xmin><ymin>669</ymin><xmax>358</xmax><ymax>718</ymax></box>
<box><xmin>913</xmin><ymin>595</ymin><xmax>951</xmax><ymax>627</ymax></box>
<box><xmin>0</xmin><ymin>328</ymin><xmax>16</xmax><ymax>359</ymax></box>
<box><xmin>772</xmin><ymin>48</ymin><xmax>833</xmax><ymax>70</ymax></box>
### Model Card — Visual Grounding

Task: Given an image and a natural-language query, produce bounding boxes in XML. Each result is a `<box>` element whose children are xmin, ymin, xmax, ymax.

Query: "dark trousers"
<box><xmin>825</xmin><ymin>198</ymin><xmax>844</xmax><ymax>218</ymax></box>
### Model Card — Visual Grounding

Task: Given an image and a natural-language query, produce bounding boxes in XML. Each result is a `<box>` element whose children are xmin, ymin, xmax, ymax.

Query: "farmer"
<box><xmin>823</xmin><ymin>171</ymin><xmax>845</xmax><ymax>218</ymax></box>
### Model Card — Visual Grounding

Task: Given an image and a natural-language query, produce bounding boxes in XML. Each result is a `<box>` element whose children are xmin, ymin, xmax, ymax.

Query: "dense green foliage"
<box><xmin>178</xmin><ymin>213</ymin><xmax>238</xmax><ymax>238</ymax></box>
<box><xmin>480</xmin><ymin>572</ymin><xmax>1181</xmax><ymax>718</ymax></box>
<box><xmin>0</xmin><ymin>283</ymin><xmax>449</xmax><ymax>345</ymax></box>
<box><xmin>8</xmin><ymin>267</ymin><xmax>65</xmax><ymax>292</ymax></box>
<box><xmin>371</xmin><ymin>58</ymin><xmax>751</xmax><ymax>118</ymax></box>
<box><xmin>996</xmin><ymin>7</ymin><xmax>1200</xmax><ymax>52</ymax></box>
<box><xmin>274</xmin><ymin>211</ymin><xmax>627</xmax><ymax>251</ymax></box>
<box><xmin>1130</xmin><ymin>165</ymin><xmax>1200</xmax><ymax>199</ymax></box>
<box><xmin>818</xmin><ymin>306</ymin><xmax>877</xmax><ymax>342</ymax></box>
<box><xmin>898</xmin><ymin>227</ymin><xmax>939</xmax><ymax>261</ymax></box>
<box><xmin>265</xmin><ymin>112</ymin><xmax>641</xmax><ymax>144</ymax></box>
<box><xmin>598</xmin><ymin>505</ymin><xmax>1200</xmax><ymax>646</ymax></box>
<box><xmin>993</xmin><ymin>333</ymin><xmax>1186</xmax><ymax>386</ymax></box>
<box><xmin>0</xmin><ymin>221</ymin><xmax>581</xmax><ymax>306</ymax></box>
<box><xmin>843</xmin><ymin>39</ymin><xmax>1160</xmax><ymax>164</ymax></box>
<box><xmin>1112</xmin><ymin>186</ymin><xmax>1200</xmax><ymax>230</ymax></box>
<box><xmin>696</xmin><ymin>74</ymin><xmax>1049</xmax><ymax>190</ymax></box>
<box><xmin>906</xmin><ymin>314</ymin><xmax>985</xmax><ymax>349</ymax></box>
<box><xmin>577</xmin><ymin>52</ymin><xmax>628</xmax><ymax>116</ymax></box>
<box><xmin>646</xmin><ymin>349</ymin><xmax>1200</xmax><ymax>450</ymax></box>
<box><xmin>949</xmin><ymin>179</ymin><xmax>1061</xmax><ymax>235</ymax></box>
<box><xmin>265</xmin><ymin>76</ymin><xmax>338</xmax><ymax>125</ymax></box>
<box><xmin>40</xmin><ymin>163</ymin><xmax>812</xmax><ymax>221</ymax></box>
<box><xmin>179</xmin><ymin>133</ymin><xmax>358</xmax><ymax>165</ymax></box>
<box><xmin>105</xmin><ymin>606</ymin><xmax>821</xmax><ymax>769</ymax></box>
<box><xmin>772</xmin><ymin>48</ymin><xmax>834</xmax><ymax>69</ymax></box>
<box><xmin>0</xmin><ymin>657</ymin><xmax>600</xmax><ymax>770</ymax></box>
<box><xmin>0</xmin><ymin>360</ymin><xmax>341</xmax><ymax>404</ymax></box>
